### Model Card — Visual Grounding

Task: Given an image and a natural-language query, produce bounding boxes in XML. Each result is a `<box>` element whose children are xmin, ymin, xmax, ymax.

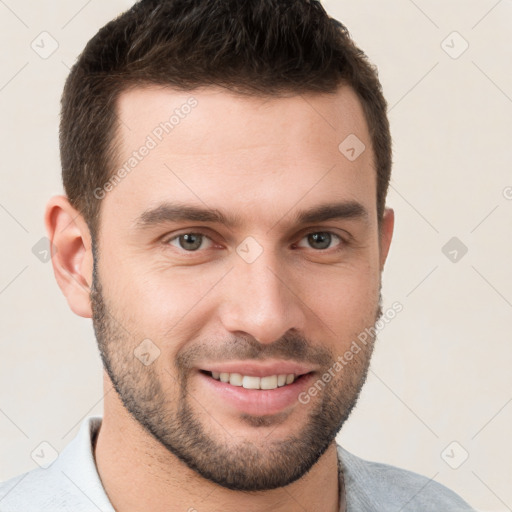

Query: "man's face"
<box><xmin>91</xmin><ymin>85</ymin><xmax>391</xmax><ymax>491</ymax></box>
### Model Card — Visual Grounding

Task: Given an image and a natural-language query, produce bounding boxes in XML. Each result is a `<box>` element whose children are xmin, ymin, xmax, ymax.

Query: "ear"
<box><xmin>45</xmin><ymin>196</ymin><xmax>94</xmax><ymax>318</ymax></box>
<box><xmin>379</xmin><ymin>207</ymin><xmax>394</xmax><ymax>271</ymax></box>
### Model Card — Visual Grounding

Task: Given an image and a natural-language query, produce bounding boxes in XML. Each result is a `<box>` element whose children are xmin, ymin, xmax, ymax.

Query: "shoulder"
<box><xmin>337</xmin><ymin>444</ymin><xmax>476</xmax><ymax>511</ymax></box>
<box><xmin>0</xmin><ymin>465</ymin><xmax>84</xmax><ymax>512</ymax></box>
<box><xmin>0</xmin><ymin>416</ymin><xmax>112</xmax><ymax>512</ymax></box>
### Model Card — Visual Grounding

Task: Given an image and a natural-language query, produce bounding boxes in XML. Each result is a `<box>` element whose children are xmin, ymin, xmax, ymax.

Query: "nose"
<box><xmin>218</xmin><ymin>247</ymin><xmax>306</xmax><ymax>345</ymax></box>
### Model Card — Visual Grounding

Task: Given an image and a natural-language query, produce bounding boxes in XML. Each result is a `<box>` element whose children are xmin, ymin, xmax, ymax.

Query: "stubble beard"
<box><xmin>90</xmin><ymin>253</ymin><xmax>382</xmax><ymax>491</ymax></box>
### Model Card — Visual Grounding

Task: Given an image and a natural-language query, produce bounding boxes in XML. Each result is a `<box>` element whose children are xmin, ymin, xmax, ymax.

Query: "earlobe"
<box><xmin>45</xmin><ymin>196</ymin><xmax>94</xmax><ymax>318</ymax></box>
<box><xmin>379</xmin><ymin>207</ymin><xmax>394</xmax><ymax>271</ymax></box>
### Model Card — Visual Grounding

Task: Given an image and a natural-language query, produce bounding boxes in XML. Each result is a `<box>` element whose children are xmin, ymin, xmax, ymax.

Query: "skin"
<box><xmin>46</xmin><ymin>84</ymin><xmax>394</xmax><ymax>512</ymax></box>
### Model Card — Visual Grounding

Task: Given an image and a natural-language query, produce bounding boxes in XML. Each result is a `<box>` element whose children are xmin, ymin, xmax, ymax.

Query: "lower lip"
<box><xmin>197</xmin><ymin>371</ymin><xmax>315</xmax><ymax>416</ymax></box>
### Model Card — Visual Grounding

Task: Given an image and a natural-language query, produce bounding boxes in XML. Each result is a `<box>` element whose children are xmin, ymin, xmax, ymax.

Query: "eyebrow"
<box><xmin>135</xmin><ymin>200</ymin><xmax>370</xmax><ymax>230</ymax></box>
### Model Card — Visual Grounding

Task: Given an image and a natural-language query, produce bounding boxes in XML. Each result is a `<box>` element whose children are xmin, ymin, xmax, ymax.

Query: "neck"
<box><xmin>94</xmin><ymin>383</ymin><xmax>342</xmax><ymax>512</ymax></box>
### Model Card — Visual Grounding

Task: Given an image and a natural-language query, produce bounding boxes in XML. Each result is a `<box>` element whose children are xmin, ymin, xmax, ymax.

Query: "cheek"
<box><xmin>299</xmin><ymin>264</ymin><xmax>381</xmax><ymax>358</ymax></box>
<box><xmin>304</xmin><ymin>261</ymin><xmax>380</xmax><ymax>316</ymax></box>
<box><xmin>101</xmin><ymin>258</ymin><xmax>225</xmax><ymax>345</ymax></box>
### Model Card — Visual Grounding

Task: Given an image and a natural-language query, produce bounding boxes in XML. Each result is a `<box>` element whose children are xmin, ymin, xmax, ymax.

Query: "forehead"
<box><xmin>116</xmin><ymin>85</ymin><xmax>370</xmax><ymax>158</ymax></box>
<box><xmin>104</xmin><ymin>85</ymin><xmax>376</xmax><ymax>231</ymax></box>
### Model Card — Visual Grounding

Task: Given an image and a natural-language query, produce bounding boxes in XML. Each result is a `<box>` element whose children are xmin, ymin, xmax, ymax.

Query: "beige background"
<box><xmin>1</xmin><ymin>1</ymin><xmax>511</xmax><ymax>510</ymax></box>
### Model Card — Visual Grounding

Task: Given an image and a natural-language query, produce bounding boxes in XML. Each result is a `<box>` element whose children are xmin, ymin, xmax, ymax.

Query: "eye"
<box><xmin>296</xmin><ymin>232</ymin><xmax>343</xmax><ymax>251</ymax></box>
<box><xmin>167</xmin><ymin>233</ymin><xmax>213</xmax><ymax>252</ymax></box>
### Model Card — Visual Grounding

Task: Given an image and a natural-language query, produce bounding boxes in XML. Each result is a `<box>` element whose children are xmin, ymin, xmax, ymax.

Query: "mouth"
<box><xmin>195</xmin><ymin>361</ymin><xmax>317</xmax><ymax>416</ymax></box>
<box><xmin>199</xmin><ymin>370</ymin><xmax>310</xmax><ymax>390</ymax></box>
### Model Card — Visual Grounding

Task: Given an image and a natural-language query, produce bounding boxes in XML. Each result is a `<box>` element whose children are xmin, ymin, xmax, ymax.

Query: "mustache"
<box><xmin>176</xmin><ymin>330</ymin><xmax>334</xmax><ymax>370</ymax></box>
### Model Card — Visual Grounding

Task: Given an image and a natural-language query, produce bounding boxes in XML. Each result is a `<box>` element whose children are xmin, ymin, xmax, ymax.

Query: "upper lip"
<box><xmin>198</xmin><ymin>360</ymin><xmax>316</xmax><ymax>378</ymax></box>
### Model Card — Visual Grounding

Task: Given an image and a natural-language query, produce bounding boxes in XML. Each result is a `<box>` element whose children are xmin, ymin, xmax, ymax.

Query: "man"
<box><xmin>0</xmin><ymin>0</ymin><xmax>476</xmax><ymax>510</ymax></box>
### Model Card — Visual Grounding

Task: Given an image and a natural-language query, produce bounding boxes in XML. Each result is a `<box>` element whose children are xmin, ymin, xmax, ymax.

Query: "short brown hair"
<box><xmin>60</xmin><ymin>0</ymin><xmax>391</xmax><ymax>236</ymax></box>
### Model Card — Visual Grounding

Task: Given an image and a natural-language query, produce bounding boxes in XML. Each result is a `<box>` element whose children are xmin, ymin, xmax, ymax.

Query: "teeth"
<box><xmin>209</xmin><ymin>372</ymin><xmax>297</xmax><ymax>389</ymax></box>
<box><xmin>229</xmin><ymin>373</ymin><xmax>243</xmax><ymax>386</ymax></box>
<box><xmin>260</xmin><ymin>375</ymin><xmax>278</xmax><ymax>390</ymax></box>
<box><xmin>242</xmin><ymin>376</ymin><xmax>260</xmax><ymax>389</ymax></box>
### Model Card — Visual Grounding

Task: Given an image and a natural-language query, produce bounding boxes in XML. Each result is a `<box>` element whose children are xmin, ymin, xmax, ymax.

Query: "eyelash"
<box><xmin>163</xmin><ymin>230</ymin><xmax>348</xmax><ymax>254</ymax></box>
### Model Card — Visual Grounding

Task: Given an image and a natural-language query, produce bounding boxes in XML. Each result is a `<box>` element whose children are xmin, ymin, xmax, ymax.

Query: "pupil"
<box><xmin>309</xmin><ymin>232</ymin><xmax>331</xmax><ymax>250</ymax></box>
<box><xmin>180</xmin><ymin>234</ymin><xmax>202</xmax><ymax>250</ymax></box>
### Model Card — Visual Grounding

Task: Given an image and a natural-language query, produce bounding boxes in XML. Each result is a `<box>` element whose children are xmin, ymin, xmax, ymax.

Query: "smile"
<box><xmin>206</xmin><ymin>371</ymin><xmax>298</xmax><ymax>390</ymax></box>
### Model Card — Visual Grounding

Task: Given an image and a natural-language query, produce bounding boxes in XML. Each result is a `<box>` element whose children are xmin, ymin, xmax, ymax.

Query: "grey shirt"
<box><xmin>0</xmin><ymin>416</ymin><xmax>476</xmax><ymax>511</ymax></box>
